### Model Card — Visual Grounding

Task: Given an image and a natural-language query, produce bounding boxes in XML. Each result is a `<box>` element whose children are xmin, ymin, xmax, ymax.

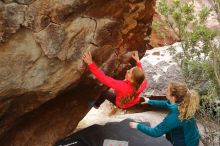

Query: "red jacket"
<box><xmin>88</xmin><ymin>62</ymin><xmax>148</xmax><ymax>109</ymax></box>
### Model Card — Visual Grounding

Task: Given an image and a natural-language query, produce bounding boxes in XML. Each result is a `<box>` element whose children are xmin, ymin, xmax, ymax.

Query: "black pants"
<box><xmin>94</xmin><ymin>90</ymin><xmax>116</xmax><ymax>108</ymax></box>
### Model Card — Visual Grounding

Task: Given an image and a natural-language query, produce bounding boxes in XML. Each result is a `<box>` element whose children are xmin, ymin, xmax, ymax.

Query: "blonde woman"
<box><xmin>130</xmin><ymin>81</ymin><xmax>200</xmax><ymax>146</ymax></box>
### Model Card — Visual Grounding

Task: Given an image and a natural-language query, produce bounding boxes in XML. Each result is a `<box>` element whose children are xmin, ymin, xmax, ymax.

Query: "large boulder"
<box><xmin>141</xmin><ymin>42</ymin><xmax>185</xmax><ymax>96</ymax></box>
<box><xmin>0</xmin><ymin>0</ymin><xmax>165</xmax><ymax>146</ymax></box>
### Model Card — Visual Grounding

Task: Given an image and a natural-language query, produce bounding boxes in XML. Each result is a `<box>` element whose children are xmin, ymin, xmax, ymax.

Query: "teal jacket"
<box><xmin>137</xmin><ymin>100</ymin><xmax>199</xmax><ymax>146</ymax></box>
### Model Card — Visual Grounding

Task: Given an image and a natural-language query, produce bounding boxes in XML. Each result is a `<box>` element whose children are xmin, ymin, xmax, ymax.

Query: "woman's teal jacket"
<box><xmin>137</xmin><ymin>100</ymin><xmax>199</xmax><ymax>146</ymax></box>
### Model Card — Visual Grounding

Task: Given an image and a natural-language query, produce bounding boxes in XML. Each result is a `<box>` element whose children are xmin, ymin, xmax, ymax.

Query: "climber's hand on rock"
<box><xmin>131</xmin><ymin>51</ymin><xmax>140</xmax><ymax>63</ymax></box>
<box><xmin>82</xmin><ymin>52</ymin><xmax>93</xmax><ymax>65</ymax></box>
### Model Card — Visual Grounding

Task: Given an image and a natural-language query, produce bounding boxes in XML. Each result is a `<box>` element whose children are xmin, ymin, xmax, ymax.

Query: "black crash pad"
<box><xmin>55</xmin><ymin>119</ymin><xmax>172</xmax><ymax>146</ymax></box>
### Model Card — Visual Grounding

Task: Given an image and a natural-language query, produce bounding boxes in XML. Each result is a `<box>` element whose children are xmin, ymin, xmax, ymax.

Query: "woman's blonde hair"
<box><xmin>169</xmin><ymin>81</ymin><xmax>200</xmax><ymax>120</ymax></box>
<box><xmin>120</xmin><ymin>67</ymin><xmax>145</xmax><ymax>106</ymax></box>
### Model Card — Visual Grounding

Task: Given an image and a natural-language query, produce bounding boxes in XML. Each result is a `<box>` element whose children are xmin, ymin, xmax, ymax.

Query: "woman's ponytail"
<box><xmin>169</xmin><ymin>81</ymin><xmax>200</xmax><ymax>120</ymax></box>
<box><xmin>179</xmin><ymin>90</ymin><xmax>200</xmax><ymax>120</ymax></box>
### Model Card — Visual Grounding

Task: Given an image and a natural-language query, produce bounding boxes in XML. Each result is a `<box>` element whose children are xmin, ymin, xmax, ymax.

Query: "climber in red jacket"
<box><xmin>82</xmin><ymin>51</ymin><xmax>147</xmax><ymax>109</ymax></box>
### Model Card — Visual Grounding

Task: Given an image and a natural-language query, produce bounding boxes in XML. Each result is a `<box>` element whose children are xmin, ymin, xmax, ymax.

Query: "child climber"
<box><xmin>82</xmin><ymin>51</ymin><xmax>147</xmax><ymax>109</ymax></box>
<box><xmin>129</xmin><ymin>81</ymin><xmax>200</xmax><ymax>146</ymax></box>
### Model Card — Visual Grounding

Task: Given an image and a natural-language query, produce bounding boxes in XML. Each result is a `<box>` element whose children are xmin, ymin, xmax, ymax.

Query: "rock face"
<box><xmin>0</xmin><ymin>0</ymin><xmax>159</xmax><ymax>146</ymax></box>
<box><xmin>141</xmin><ymin>42</ymin><xmax>185</xmax><ymax>96</ymax></box>
<box><xmin>0</xmin><ymin>0</ymin><xmax>159</xmax><ymax>97</ymax></box>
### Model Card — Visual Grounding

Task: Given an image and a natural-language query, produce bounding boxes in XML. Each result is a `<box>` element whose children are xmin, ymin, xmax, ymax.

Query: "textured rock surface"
<box><xmin>0</xmin><ymin>0</ymin><xmax>159</xmax><ymax>97</ymax></box>
<box><xmin>141</xmin><ymin>42</ymin><xmax>185</xmax><ymax>96</ymax></box>
<box><xmin>0</xmin><ymin>0</ymin><xmax>160</xmax><ymax>146</ymax></box>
